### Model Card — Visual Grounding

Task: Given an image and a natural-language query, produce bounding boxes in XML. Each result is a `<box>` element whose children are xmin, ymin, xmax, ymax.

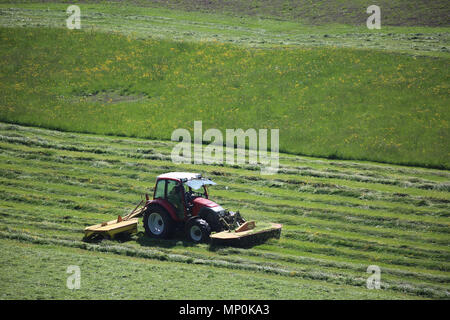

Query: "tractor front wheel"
<box><xmin>186</xmin><ymin>218</ymin><xmax>211</xmax><ymax>243</ymax></box>
<box><xmin>143</xmin><ymin>207</ymin><xmax>174</xmax><ymax>239</ymax></box>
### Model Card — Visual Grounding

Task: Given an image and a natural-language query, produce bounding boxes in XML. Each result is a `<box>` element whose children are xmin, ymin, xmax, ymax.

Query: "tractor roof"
<box><xmin>157</xmin><ymin>172</ymin><xmax>202</xmax><ymax>181</ymax></box>
<box><xmin>157</xmin><ymin>172</ymin><xmax>217</xmax><ymax>189</ymax></box>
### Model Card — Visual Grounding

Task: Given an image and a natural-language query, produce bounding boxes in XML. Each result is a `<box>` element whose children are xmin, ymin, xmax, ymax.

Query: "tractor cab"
<box><xmin>151</xmin><ymin>172</ymin><xmax>217</xmax><ymax>221</ymax></box>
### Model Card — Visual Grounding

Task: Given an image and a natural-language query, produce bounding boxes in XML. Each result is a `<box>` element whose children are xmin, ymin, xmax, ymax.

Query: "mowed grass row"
<box><xmin>2</xmin><ymin>0</ymin><xmax>449</xmax><ymax>27</ymax></box>
<box><xmin>0</xmin><ymin>27</ymin><xmax>449</xmax><ymax>168</ymax></box>
<box><xmin>0</xmin><ymin>123</ymin><xmax>448</xmax><ymax>299</ymax></box>
<box><xmin>0</xmin><ymin>123</ymin><xmax>448</xmax><ymax>236</ymax></box>
<box><xmin>1</xmin><ymin>3</ymin><xmax>449</xmax><ymax>57</ymax></box>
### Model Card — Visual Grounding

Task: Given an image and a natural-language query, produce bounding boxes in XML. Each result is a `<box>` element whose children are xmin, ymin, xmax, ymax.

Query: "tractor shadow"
<box><xmin>135</xmin><ymin>231</ymin><xmax>197</xmax><ymax>248</ymax></box>
<box><xmin>135</xmin><ymin>232</ymin><xmax>263</xmax><ymax>251</ymax></box>
<box><xmin>134</xmin><ymin>232</ymin><xmax>239</xmax><ymax>251</ymax></box>
<box><xmin>84</xmin><ymin>231</ymin><xmax>263</xmax><ymax>250</ymax></box>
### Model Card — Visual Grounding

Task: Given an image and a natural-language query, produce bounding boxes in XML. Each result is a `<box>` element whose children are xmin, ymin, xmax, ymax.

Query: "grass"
<box><xmin>0</xmin><ymin>26</ymin><xmax>448</xmax><ymax>169</ymax></box>
<box><xmin>0</xmin><ymin>3</ymin><xmax>448</xmax><ymax>57</ymax></box>
<box><xmin>0</xmin><ymin>1</ymin><xmax>448</xmax><ymax>300</ymax></box>
<box><xmin>0</xmin><ymin>122</ymin><xmax>448</xmax><ymax>299</ymax></box>
<box><xmin>3</xmin><ymin>0</ymin><xmax>449</xmax><ymax>27</ymax></box>
<box><xmin>0</xmin><ymin>239</ymin><xmax>420</xmax><ymax>299</ymax></box>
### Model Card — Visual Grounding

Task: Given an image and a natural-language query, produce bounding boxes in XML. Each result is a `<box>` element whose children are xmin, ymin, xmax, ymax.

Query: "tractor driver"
<box><xmin>167</xmin><ymin>184</ymin><xmax>184</xmax><ymax>220</ymax></box>
<box><xmin>185</xmin><ymin>186</ymin><xmax>194</xmax><ymax>204</ymax></box>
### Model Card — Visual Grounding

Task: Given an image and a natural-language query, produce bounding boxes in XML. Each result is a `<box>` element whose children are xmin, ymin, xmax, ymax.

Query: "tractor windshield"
<box><xmin>183</xmin><ymin>178</ymin><xmax>215</xmax><ymax>200</ymax></box>
<box><xmin>185</xmin><ymin>178</ymin><xmax>216</xmax><ymax>190</ymax></box>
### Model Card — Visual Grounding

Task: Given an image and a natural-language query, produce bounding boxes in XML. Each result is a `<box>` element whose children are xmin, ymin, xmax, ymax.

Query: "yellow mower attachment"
<box><xmin>83</xmin><ymin>200</ymin><xmax>146</xmax><ymax>241</ymax></box>
<box><xmin>210</xmin><ymin>221</ymin><xmax>282</xmax><ymax>247</ymax></box>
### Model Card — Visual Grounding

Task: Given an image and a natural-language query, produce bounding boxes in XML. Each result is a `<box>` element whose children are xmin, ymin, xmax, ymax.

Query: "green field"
<box><xmin>1</xmin><ymin>2</ymin><xmax>449</xmax><ymax>57</ymax></box>
<box><xmin>3</xmin><ymin>0</ymin><xmax>449</xmax><ymax>27</ymax></box>
<box><xmin>0</xmin><ymin>2</ymin><xmax>449</xmax><ymax>169</ymax></box>
<box><xmin>0</xmin><ymin>123</ymin><xmax>449</xmax><ymax>299</ymax></box>
<box><xmin>0</xmin><ymin>26</ymin><xmax>449</xmax><ymax>168</ymax></box>
<box><xmin>0</xmin><ymin>1</ymin><xmax>449</xmax><ymax>300</ymax></box>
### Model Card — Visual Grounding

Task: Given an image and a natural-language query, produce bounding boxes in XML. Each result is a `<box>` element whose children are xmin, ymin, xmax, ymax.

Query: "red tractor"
<box><xmin>143</xmin><ymin>172</ymin><xmax>244</xmax><ymax>243</ymax></box>
<box><xmin>84</xmin><ymin>172</ymin><xmax>281</xmax><ymax>246</ymax></box>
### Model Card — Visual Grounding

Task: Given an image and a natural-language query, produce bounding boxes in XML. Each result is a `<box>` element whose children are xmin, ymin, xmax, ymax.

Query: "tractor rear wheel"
<box><xmin>186</xmin><ymin>218</ymin><xmax>211</xmax><ymax>243</ymax></box>
<box><xmin>143</xmin><ymin>206</ymin><xmax>174</xmax><ymax>239</ymax></box>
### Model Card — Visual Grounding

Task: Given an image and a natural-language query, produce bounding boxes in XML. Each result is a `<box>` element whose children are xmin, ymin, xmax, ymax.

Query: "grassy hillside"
<box><xmin>1</xmin><ymin>3</ymin><xmax>448</xmax><ymax>57</ymax></box>
<box><xmin>0</xmin><ymin>122</ymin><xmax>449</xmax><ymax>299</ymax></box>
<box><xmin>0</xmin><ymin>27</ymin><xmax>448</xmax><ymax>168</ymax></box>
<box><xmin>133</xmin><ymin>0</ymin><xmax>450</xmax><ymax>27</ymax></box>
<box><xmin>4</xmin><ymin>0</ymin><xmax>449</xmax><ymax>27</ymax></box>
